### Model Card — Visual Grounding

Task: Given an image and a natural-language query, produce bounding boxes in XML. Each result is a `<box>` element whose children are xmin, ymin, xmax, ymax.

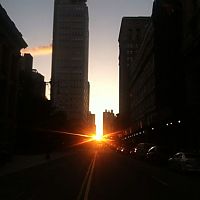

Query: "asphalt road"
<box><xmin>0</xmin><ymin>142</ymin><xmax>200</xmax><ymax>200</ymax></box>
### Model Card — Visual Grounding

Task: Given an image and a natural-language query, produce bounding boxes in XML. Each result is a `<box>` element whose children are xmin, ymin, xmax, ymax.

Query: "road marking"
<box><xmin>77</xmin><ymin>152</ymin><xmax>97</xmax><ymax>200</ymax></box>
<box><xmin>84</xmin><ymin>152</ymin><xmax>97</xmax><ymax>200</ymax></box>
<box><xmin>77</xmin><ymin>157</ymin><xmax>94</xmax><ymax>200</ymax></box>
<box><xmin>152</xmin><ymin>176</ymin><xmax>168</xmax><ymax>187</ymax></box>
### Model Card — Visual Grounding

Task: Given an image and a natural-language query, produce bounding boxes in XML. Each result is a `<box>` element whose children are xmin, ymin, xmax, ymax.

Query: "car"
<box><xmin>168</xmin><ymin>152</ymin><xmax>200</xmax><ymax>172</ymax></box>
<box><xmin>116</xmin><ymin>146</ymin><xmax>124</xmax><ymax>153</ymax></box>
<box><xmin>128</xmin><ymin>143</ymin><xmax>138</xmax><ymax>155</ymax></box>
<box><xmin>134</xmin><ymin>143</ymin><xmax>154</xmax><ymax>159</ymax></box>
<box><xmin>116</xmin><ymin>145</ymin><xmax>129</xmax><ymax>154</ymax></box>
<box><xmin>129</xmin><ymin>146</ymin><xmax>137</xmax><ymax>156</ymax></box>
<box><xmin>146</xmin><ymin>145</ymin><xmax>173</xmax><ymax>164</ymax></box>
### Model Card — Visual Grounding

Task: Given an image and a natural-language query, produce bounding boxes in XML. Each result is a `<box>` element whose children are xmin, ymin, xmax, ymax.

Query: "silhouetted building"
<box><xmin>103</xmin><ymin>110</ymin><xmax>116</xmax><ymax>135</ymax></box>
<box><xmin>119</xmin><ymin>2</ymin><xmax>184</xmax><ymax>143</ymax></box>
<box><xmin>180</xmin><ymin>0</ymin><xmax>200</xmax><ymax>147</ymax></box>
<box><xmin>18</xmin><ymin>54</ymin><xmax>47</xmax><ymax>129</ymax></box>
<box><xmin>51</xmin><ymin>0</ymin><xmax>89</xmax><ymax>126</ymax></box>
<box><xmin>18</xmin><ymin>54</ymin><xmax>33</xmax><ymax>104</ymax></box>
<box><xmin>20</xmin><ymin>53</ymin><xmax>32</xmax><ymax>74</ymax></box>
<box><xmin>32</xmin><ymin>69</ymin><xmax>46</xmax><ymax>100</ymax></box>
<box><xmin>119</xmin><ymin>0</ymin><xmax>200</xmax><ymax>149</ymax></box>
<box><xmin>87</xmin><ymin>82</ymin><xmax>90</xmax><ymax>120</ymax></box>
<box><xmin>118</xmin><ymin>17</ymin><xmax>150</xmax><ymax>128</ymax></box>
<box><xmin>129</xmin><ymin>21</ymin><xmax>155</xmax><ymax>131</ymax></box>
<box><xmin>86</xmin><ymin>111</ymin><xmax>96</xmax><ymax>134</ymax></box>
<box><xmin>153</xmin><ymin>0</ymin><xmax>184</xmax><ymax>121</ymax></box>
<box><xmin>19</xmin><ymin>54</ymin><xmax>45</xmax><ymax>100</ymax></box>
<box><xmin>0</xmin><ymin>4</ymin><xmax>27</xmax><ymax>153</ymax></box>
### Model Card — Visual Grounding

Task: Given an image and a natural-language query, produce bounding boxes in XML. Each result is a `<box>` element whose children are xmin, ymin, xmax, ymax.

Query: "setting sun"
<box><xmin>95</xmin><ymin>112</ymin><xmax>103</xmax><ymax>141</ymax></box>
<box><xmin>92</xmin><ymin>134</ymin><xmax>103</xmax><ymax>142</ymax></box>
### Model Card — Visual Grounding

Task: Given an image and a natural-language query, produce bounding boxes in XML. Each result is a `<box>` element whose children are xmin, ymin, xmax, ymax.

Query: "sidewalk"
<box><xmin>0</xmin><ymin>152</ymin><xmax>67</xmax><ymax>177</ymax></box>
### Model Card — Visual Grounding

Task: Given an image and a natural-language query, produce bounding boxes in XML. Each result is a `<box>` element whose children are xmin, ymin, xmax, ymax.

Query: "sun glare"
<box><xmin>95</xmin><ymin>112</ymin><xmax>103</xmax><ymax>141</ymax></box>
<box><xmin>92</xmin><ymin>134</ymin><xmax>103</xmax><ymax>141</ymax></box>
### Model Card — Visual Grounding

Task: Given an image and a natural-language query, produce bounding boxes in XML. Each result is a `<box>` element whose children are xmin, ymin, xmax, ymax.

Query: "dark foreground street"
<box><xmin>0</xmin><ymin>142</ymin><xmax>200</xmax><ymax>200</ymax></box>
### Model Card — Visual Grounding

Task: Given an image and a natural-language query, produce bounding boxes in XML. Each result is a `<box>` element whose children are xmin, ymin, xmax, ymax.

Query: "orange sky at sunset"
<box><xmin>21</xmin><ymin>44</ymin><xmax>52</xmax><ymax>56</ymax></box>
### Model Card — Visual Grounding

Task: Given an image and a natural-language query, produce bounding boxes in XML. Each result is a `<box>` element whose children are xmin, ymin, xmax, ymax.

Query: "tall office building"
<box><xmin>51</xmin><ymin>0</ymin><xmax>89</xmax><ymax>123</ymax></box>
<box><xmin>118</xmin><ymin>17</ymin><xmax>150</xmax><ymax>127</ymax></box>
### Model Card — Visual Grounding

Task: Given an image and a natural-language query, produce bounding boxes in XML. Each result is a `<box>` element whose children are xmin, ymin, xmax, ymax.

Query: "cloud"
<box><xmin>21</xmin><ymin>44</ymin><xmax>52</xmax><ymax>56</ymax></box>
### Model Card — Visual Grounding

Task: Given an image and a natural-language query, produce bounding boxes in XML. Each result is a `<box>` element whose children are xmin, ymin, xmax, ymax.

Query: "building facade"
<box><xmin>129</xmin><ymin>21</ymin><xmax>156</xmax><ymax>131</ymax></box>
<box><xmin>0</xmin><ymin>5</ymin><xmax>27</xmax><ymax>153</ymax></box>
<box><xmin>32</xmin><ymin>69</ymin><xmax>46</xmax><ymax>100</ymax></box>
<box><xmin>153</xmin><ymin>0</ymin><xmax>184</xmax><ymax>121</ymax></box>
<box><xmin>18</xmin><ymin>54</ymin><xmax>47</xmax><ymax>129</ymax></box>
<box><xmin>180</xmin><ymin>0</ymin><xmax>200</xmax><ymax>147</ymax></box>
<box><xmin>118</xmin><ymin>0</ymin><xmax>200</xmax><ymax>149</ymax></box>
<box><xmin>19</xmin><ymin>54</ymin><xmax>46</xmax><ymax>101</ymax></box>
<box><xmin>103</xmin><ymin>110</ymin><xmax>116</xmax><ymax>135</ymax></box>
<box><xmin>86</xmin><ymin>111</ymin><xmax>96</xmax><ymax>134</ymax></box>
<box><xmin>118</xmin><ymin>17</ymin><xmax>150</xmax><ymax>128</ymax></box>
<box><xmin>51</xmin><ymin>0</ymin><xmax>89</xmax><ymax>125</ymax></box>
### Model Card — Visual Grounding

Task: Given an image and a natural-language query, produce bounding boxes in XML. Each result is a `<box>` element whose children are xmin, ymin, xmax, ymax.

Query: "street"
<box><xmin>0</xmin><ymin>142</ymin><xmax>200</xmax><ymax>200</ymax></box>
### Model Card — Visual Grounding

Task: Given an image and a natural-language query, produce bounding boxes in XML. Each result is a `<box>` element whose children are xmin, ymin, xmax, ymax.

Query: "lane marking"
<box><xmin>84</xmin><ymin>152</ymin><xmax>97</xmax><ymax>200</ymax></box>
<box><xmin>77</xmin><ymin>152</ymin><xmax>97</xmax><ymax>200</ymax></box>
<box><xmin>152</xmin><ymin>176</ymin><xmax>168</xmax><ymax>187</ymax></box>
<box><xmin>77</xmin><ymin>157</ymin><xmax>94</xmax><ymax>200</ymax></box>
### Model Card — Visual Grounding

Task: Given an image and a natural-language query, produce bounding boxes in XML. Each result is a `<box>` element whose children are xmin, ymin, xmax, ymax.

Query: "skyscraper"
<box><xmin>118</xmin><ymin>17</ymin><xmax>150</xmax><ymax>127</ymax></box>
<box><xmin>51</xmin><ymin>0</ymin><xmax>89</xmax><ymax>124</ymax></box>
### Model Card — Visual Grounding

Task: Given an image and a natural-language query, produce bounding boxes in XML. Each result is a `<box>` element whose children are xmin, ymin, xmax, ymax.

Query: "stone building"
<box><xmin>118</xmin><ymin>17</ymin><xmax>150</xmax><ymax>128</ymax></box>
<box><xmin>129</xmin><ymin>21</ymin><xmax>155</xmax><ymax>131</ymax></box>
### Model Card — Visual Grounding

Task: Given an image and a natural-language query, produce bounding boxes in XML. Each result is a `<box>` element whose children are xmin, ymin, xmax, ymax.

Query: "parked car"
<box><xmin>146</xmin><ymin>145</ymin><xmax>173</xmax><ymax>164</ymax></box>
<box><xmin>116</xmin><ymin>146</ymin><xmax>124</xmax><ymax>153</ymax></box>
<box><xmin>128</xmin><ymin>143</ymin><xmax>138</xmax><ymax>155</ymax></box>
<box><xmin>116</xmin><ymin>145</ymin><xmax>129</xmax><ymax>154</ymax></box>
<box><xmin>129</xmin><ymin>146</ymin><xmax>137</xmax><ymax>156</ymax></box>
<box><xmin>168</xmin><ymin>152</ymin><xmax>200</xmax><ymax>172</ymax></box>
<box><xmin>134</xmin><ymin>143</ymin><xmax>154</xmax><ymax>159</ymax></box>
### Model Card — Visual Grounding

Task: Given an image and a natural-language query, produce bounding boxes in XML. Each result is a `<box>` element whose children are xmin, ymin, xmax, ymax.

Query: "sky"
<box><xmin>1</xmin><ymin>0</ymin><xmax>153</xmax><ymax>133</ymax></box>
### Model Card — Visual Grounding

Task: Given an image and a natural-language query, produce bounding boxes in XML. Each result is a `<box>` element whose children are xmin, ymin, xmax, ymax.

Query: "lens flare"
<box><xmin>95</xmin><ymin>112</ymin><xmax>103</xmax><ymax>141</ymax></box>
<box><xmin>92</xmin><ymin>134</ymin><xmax>103</xmax><ymax>141</ymax></box>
